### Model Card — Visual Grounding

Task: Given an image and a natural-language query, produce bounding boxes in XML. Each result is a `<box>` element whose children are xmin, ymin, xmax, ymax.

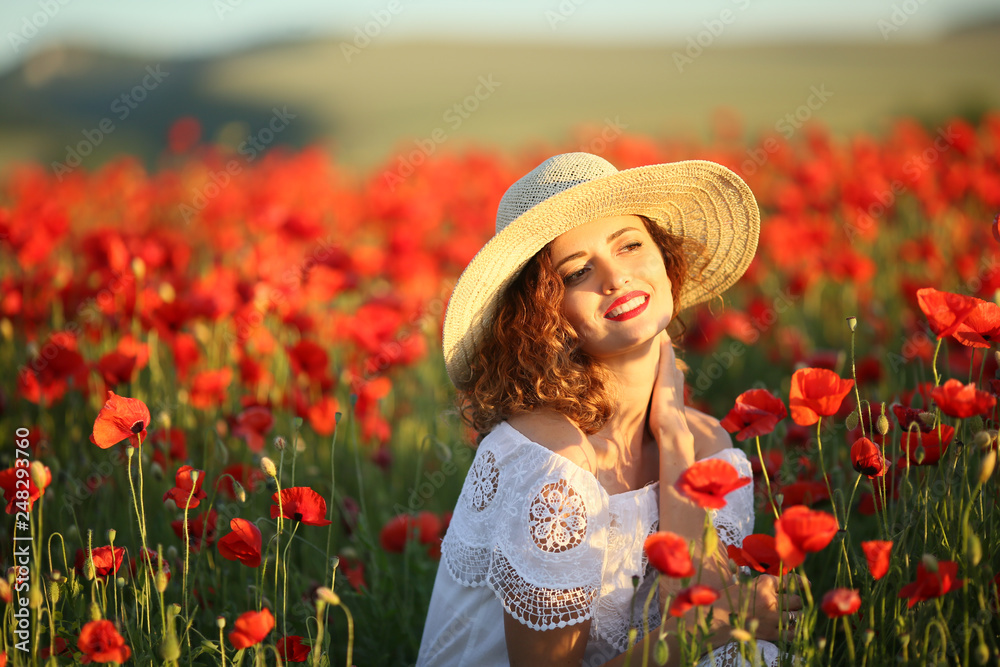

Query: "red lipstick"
<box><xmin>604</xmin><ymin>291</ymin><xmax>650</xmax><ymax>321</ymax></box>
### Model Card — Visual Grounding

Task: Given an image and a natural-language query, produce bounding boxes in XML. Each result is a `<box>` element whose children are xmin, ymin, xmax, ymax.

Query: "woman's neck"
<box><xmin>595</xmin><ymin>338</ymin><xmax>660</xmax><ymax>455</ymax></box>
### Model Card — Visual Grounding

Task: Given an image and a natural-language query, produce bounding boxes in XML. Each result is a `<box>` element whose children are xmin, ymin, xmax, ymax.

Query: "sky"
<box><xmin>2</xmin><ymin>0</ymin><xmax>999</xmax><ymax>73</ymax></box>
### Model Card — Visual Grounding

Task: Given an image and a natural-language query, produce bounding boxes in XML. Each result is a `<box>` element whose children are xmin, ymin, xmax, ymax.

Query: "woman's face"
<box><xmin>550</xmin><ymin>214</ymin><xmax>673</xmax><ymax>360</ymax></box>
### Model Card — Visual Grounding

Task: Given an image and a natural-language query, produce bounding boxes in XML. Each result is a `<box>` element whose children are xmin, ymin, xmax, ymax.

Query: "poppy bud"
<box><xmin>967</xmin><ymin>533</ymin><xmax>983</xmax><ymax>567</ymax></box>
<box><xmin>317</xmin><ymin>586</ymin><xmax>340</xmax><ymax>606</ymax></box>
<box><xmin>975</xmin><ymin>644</ymin><xmax>990</xmax><ymax>666</ymax></box>
<box><xmin>47</xmin><ymin>580</ymin><xmax>60</xmax><ymax>605</ymax></box>
<box><xmin>730</xmin><ymin>628</ymin><xmax>752</xmax><ymax>643</ymax></box>
<box><xmin>89</xmin><ymin>601</ymin><xmax>102</xmax><ymax>621</ymax></box>
<box><xmin>846</xmin><ymin>316</ymin><xmax>857</xmax><ymax>332</ymax></box>
<box><xmin>107</xmin><ymin>529</ymin><xmax>117</xmax><ymax>543</ymax></box>
<box><xmin>83</xmin><ymin>558</ymin><xmax>96</xmax><ymax>582</ymax></box>
<box><xmin>50</xmin><ymin>570</ymin><xmax>62</xmax><ymax>582</ymax></box>
<box><xmin>817</xmin><ymin>637</ymin><xmax>826</xmax><ymax>652</ymax></box>
<box><xmin>232</xmin><ymin>480</ymin><xmax>247</xmax><ymax>504</ymax></box>
<box><xmin>631</xmin><ymin>575</ymin><xmax>640</xmax><ymax>589</ymax></box>
<box><xmin>845</xmin><ymin>410</ymin><xmax>859</xmax><ymax>430</ymax></box>
<box><xmin>974</xmin><ymin>431</ymin><xmax>993</xmax><ymax>450</ymax></box>
<box><xmin>922</xmin><ymin>553</ymin><xmax>938</xmax><ymax>572</ymax></box>
<box><xmin>167</xmin><ymin>546</ymin><xmax>179</xmax><ymax>561</ymax></box>
<box><xmin>155</xmin><ymin>571</ymin><xmax>169</xmax><ymax>594</ymax></box>
<box><xmin>862</xmin><ymin>629</ymin><xmax>875</xmax><ymax>646</ymax></box>
<box><xmin>969</xmin><ymin>415</ymin><xmax>985</xmax><ymax>435</ymax></box>
<box><xmin>29</xmin><ymin>584</ymin><xmax>44</xmax><ymax>609</ymax></box>
<box><xmin>29</xmin><ymin>461</ymin><xmax>48</xmax><ymax>491</ymax></box>
<box><xmin>116</xmin><ymin>577</ymin><xmax>126</xmax><ymax>590</ymax></box>
<box><xmin>978</xmin><ymin>450</ymin><xmax>996</xmax><ymax>485</ymax></box>
<box><xmin>918</xmin><ymin>412</ymin><xmax>936</xmax><ymax>428</ymax></box>
<box><xmin>654</xmin><ymin>638</ymin><xmax>669</xmax><ymax>665</ymax></box>
<box><xmin>774</xmin><ymin>493</ymin><xmax>784</xmax><ymax>509</ymax></box>
<box><xmin>274</xmin><ymin>436</ymin><xmax>287</xmax><ymax>451</ymax></box>
<box><xmin>876</xmin><ymin>414</ymin><xmax>889</xmax><ymax>436</ymax></box>
<box><xmin>261</xmin><ymin>457</ymin><xmax>277</xmax><ymax>478</ymax></box>
<box><xmin>914</xmin><ymin>446</ymin><xmax>926</xmax><ymax>464</ymax></box>
<box><xmin>163</xmin><ymin>498</ymin><xmax>178</xmax><ymax>513</ymax></box>
<box><xmin>216</xmin><ymin>616</ymin><xmax>226</xmax><ymax>629</ymax></box>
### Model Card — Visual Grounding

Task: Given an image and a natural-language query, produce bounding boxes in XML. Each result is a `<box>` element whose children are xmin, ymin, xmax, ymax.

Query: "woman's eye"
<box><xmin>563</xmin><ymin>268</ymin><xmax>587</xmax><ymax>284</ymax></box>
<box><xmin>622</xmin><ymin>241</ymin><xmax>643</xmax><ymax>252</ymax></box>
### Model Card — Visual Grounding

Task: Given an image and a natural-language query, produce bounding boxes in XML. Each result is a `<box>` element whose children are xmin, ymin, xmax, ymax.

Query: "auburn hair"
<box><xmin>458</xmin><ymin>215</ymin><xmax>706</xmax><ymax>439</ymax></box>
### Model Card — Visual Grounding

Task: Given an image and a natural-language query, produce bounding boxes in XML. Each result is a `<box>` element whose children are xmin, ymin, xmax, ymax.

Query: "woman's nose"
<box><xmin>601</xmin><ymin>263</ymin><xmax>630</xmax><ymax>294</ymax></box>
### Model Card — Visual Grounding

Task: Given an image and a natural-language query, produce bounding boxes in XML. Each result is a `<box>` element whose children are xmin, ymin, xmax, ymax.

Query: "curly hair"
<box><xmin>459</xmin><ymin>215</ymin><xmax>706</xmax><ymax>439</ymax></box>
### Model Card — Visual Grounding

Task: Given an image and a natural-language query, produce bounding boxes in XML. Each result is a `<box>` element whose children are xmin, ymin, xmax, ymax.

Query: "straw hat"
<box><xmin>442</xmin><ymin>152</ymin><xmax>760</xmax><ymax>388</ymax></box>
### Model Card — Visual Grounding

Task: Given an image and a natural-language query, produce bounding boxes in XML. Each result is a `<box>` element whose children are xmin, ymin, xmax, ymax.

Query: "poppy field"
<box><xmin>2</xmin><ymin>110</ymin><xmax>1000</xmax><ymax>666</ymax></box>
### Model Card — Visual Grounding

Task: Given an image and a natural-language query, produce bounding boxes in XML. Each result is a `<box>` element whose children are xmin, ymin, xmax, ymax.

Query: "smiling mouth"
<box><xmin>604</xmin><ymin>292</ymin><xmax>650</xmax><ymax>321</ymax></box>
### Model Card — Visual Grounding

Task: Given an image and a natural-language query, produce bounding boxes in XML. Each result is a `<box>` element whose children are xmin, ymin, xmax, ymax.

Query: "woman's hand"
<box><xmin>648</xmin><ymin>331</ymin><xmax>694</xmax><ymax>450</ymax></box>
<box><xmin>717</xmin><ymin>574</ymin><xmax>807</xmax><ymax>643</ymax></box>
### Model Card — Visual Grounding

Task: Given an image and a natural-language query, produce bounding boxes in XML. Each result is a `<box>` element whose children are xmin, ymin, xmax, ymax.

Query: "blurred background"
<box><xmin>2</xmin><ymin>0</ymin><xmax>999</xmax><ymax>175</ymax></box>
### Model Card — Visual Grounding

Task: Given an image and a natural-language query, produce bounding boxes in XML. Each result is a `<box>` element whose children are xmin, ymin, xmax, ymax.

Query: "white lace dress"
<box><xmin>417</xmin><ymin>421</ymin><xmax>779</xmax><ymax>667</ymax></box>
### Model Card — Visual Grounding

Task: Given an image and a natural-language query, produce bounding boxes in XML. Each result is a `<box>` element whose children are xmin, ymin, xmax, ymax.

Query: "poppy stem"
<box><xmin>814</xmin><ymin>418</ymin><xmax>838</xmax><ymax>525</ymax></box>
<box><xmin>182</xmin><ymin>477</ymin><xmax>199</xmax><ymax>636</ymax></box>
<box><xmin>843</xmin><ymin>474</ymin><xmax>863</xmax><ymax>531</ymax></box>
<box><xmin>931</xmin><ymin>337</ymin><xmax>943</xmax><ymax>386</ymax></box>
<box><xmin>754</xmin><ymin>436</ymin><xmax>780</xmax><ymax>520</ymax></box>
<box><xmin>281</xmin><ymin>521</ymin><xmax>300</xmax><ymax>643</ymax></box>
<box><xmin>842</xmin><ymin>616</ymin><xmax>856</xmax><ymax>662</ymax></box>
<box><xmin>125</xmin><ymin>445</ymin><xmax>153</xmax><ymax>636</ymax></box>
<box><xmin>849</xmin><ymin>317</ymin><xmax>865</xmax><ymax>438</ymax></box>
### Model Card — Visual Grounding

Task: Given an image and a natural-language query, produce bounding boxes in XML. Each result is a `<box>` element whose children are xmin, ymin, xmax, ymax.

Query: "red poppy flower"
<box><xmin>668</xmin><ymin>584</ymin><xmax>719</xmax><ymax>618</ymax></box>
<box><xmin>720</xmin><ymin>389</ymin><xmax>788</xmax><ymax>441</ymax></box>
<box><xmin>277</xmin><ymin>635</ymin><xmax>311</xmax><ymax>662</ymax></box>
<box><xmin>93</xmin><ymin>350</ymin><xmax>138</xmax><ymax>389</ymax></box>
<box><xmin>675</xmin><ymin>459</ymin><xmax>752</xmax><ymax>510</ymax></box>
<box><xmin>217</xmin><ymin>518</ymin><xmax>262</xmax><ymax>568</ymax></box>
<box><xmin>788</xmin><ymin>368</ymin><xmax>855</xmax><ymax>426</ymax></box>
<box><xmin>231</xmin><ymin>405</ymin><xmax>274</xmax><ymax>453</ymax></box>
<box><xmin>851</xmin><ymin>438</ymin><xmax>887</xmax><ymax>478</ymax></box>
<box><xmin>379</xmin><ymin>512</ymin><xmax>442</xmax><ymax>554</ymax></box>
<box><xmin>216</xmin><ymin>463</ymin><xmax>266</xmax><ymax>500</ymax></box>
<box><xmin>163</xmin><ymin>465</ymin><xmax>208</xmax><ymax>509</ymax></box>
<box><xmin>40</xmin><ymin>636</ymin><xmax>69</xmax><ymax>659</ymax></box>
<box><xmin>0</xmin><ymin>463</ymin><xmax>51</xmax><ymax>514</ymax></box>
<box><xmin>74</xmin><ymin>546</ymin><xmax>126</xmax><ymax>580</ymax></box>
<box><xmin>130</xmin><ymin>547</ymin><xmax>172</xmax><ymax>583</ymax></box>
<box><xmin>776</xmin><ymin>480</ymin><xmax>829</xmax><ymax>507</ymax></box>
<box><xmin>339</xmin><ymin>552</ymin><xmax>367</xmax><ymax>591</ymax></box>
<box><xmin>821</xmin><ymin>588</ymin><xmax>861</xmax><ymax>617</ymax></box>
<box><xmin>0</xmin><ymin>650</ymin><xmax>6</xmax><ymax>667</ymax></box>
<box><xmin>898</xmin><ymin>560</ymin><xmax>964</xmax><ymax>608</ymax></box>
<box><xmin>953</xmin><ymin>300</ymin><xmax>1000</xmax><ymax>347</ymax></box>
<box><xmin>151</xmin><ymin>429</ymin><xmax>188</xmax><ymax>470</ymax></box>
<box><xmin>171</xmin><ymin>509</ymin><xmax>218</xmax><ymax>551</ymax></box>
<box><xmin>271</xmin><ymin>487</ymin><xmax>332</xmax><ymax>526</ymax></box>
<box><xmin>90</xmin><ymin>391</ymin><xmax>151</xmax><ymax>449</ymax></box>
<box><xmin>643</xmin><ymin>531</ymin><xmax>696</xmax><ymax>578</ymax></box>
<box><xmin>726</xmin><ymin>534</ymin><xmax>790</xmax><ymax>576</ymax></box>
<box><xmin>891</xmin><ymin>403</ymin><xmax>932</xmax><ymax>432</ymax></box>
<box><xmin>861</xmin><ymin>540</ymin><xmax>892</xmax><ymax>580</ymax></box>
<box><xmin>774</xmin><ymin>505</ymin><xmax>839</xmax><ymax>568</ymax></box>
<box><xmin>77</xmin><ymin>619</ymin><xmax>131</xmax><ymax>664</ymax></box>
<box><xmin>188</xmin><ymin>368</ymin><xmax>232</xmax><ymax>410</ymax></box>
<box><xmin>900</xmin><ymin>425</ymin><xmax>955</xmax><ymax>466</ymax></box>
<box><xmin>930</xmin><ymin>379</ymin><xmax>996</xmax><ymax>419</ymax></box>
<box><xmin>228</xmin><ymin>608</ymin><xmax>275</xmax><ymax>649</ymax></box>
<box><xmin>916</xmin><ymin>288</ymin><xmax>978</xmax><ymax>338</ymax></box>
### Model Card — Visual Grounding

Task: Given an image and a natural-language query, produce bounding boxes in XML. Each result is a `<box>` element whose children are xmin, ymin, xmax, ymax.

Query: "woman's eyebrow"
<box><xmin>553</xmin><ymin>227</ymin><xmax>640</xmax><ymax>271</ymax></box>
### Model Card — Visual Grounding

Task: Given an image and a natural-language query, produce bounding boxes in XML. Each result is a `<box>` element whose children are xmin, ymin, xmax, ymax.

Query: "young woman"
<box><xmin>418</xmin><ymin>152</ymin><xmax>800</xmax><ymax>666</ymax></box>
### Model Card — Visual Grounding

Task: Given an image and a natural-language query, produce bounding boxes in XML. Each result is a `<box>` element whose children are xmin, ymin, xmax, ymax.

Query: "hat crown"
<box><xmin>496</xmin><ymin>152</ymin><xmax>618</xmax><ymax>234</ymax></box>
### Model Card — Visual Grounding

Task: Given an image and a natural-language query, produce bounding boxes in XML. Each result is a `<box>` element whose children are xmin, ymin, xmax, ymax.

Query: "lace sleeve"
<box><xmin>440</xmin><ymin>424</ymin><xmax>610</xmax><ymax>631</ymax></box>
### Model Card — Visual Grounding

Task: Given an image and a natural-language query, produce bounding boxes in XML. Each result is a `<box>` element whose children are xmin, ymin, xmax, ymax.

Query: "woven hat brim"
<box><xmin>442</xmin><ymin>159</ymin><xmax>760</xmax><ymax>388</ymax></box>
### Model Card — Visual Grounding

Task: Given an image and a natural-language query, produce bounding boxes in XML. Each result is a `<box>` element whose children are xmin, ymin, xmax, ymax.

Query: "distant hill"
<box><xmin>1</xmin><ymin>26</ymin><xmax>998</xmax><ymax>176</ymax></box>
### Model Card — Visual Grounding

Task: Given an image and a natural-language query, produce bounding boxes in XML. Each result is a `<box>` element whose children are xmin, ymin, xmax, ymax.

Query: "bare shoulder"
<box><xmin>685</xmin><ymin>407</ymin><xmax>734</xmax><ymax>459</ymax></box>
<box><xmin>506</xmin><ymin>410</ymin><xmax>599</xmax><ymax>475</ymax></box>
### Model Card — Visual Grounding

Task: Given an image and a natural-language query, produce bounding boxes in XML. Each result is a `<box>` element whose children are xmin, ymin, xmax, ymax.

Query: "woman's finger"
<box><xmin>781</xmin><ymin>593</ymin><xmax>803</xmax><ymax>610</ymax></box>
